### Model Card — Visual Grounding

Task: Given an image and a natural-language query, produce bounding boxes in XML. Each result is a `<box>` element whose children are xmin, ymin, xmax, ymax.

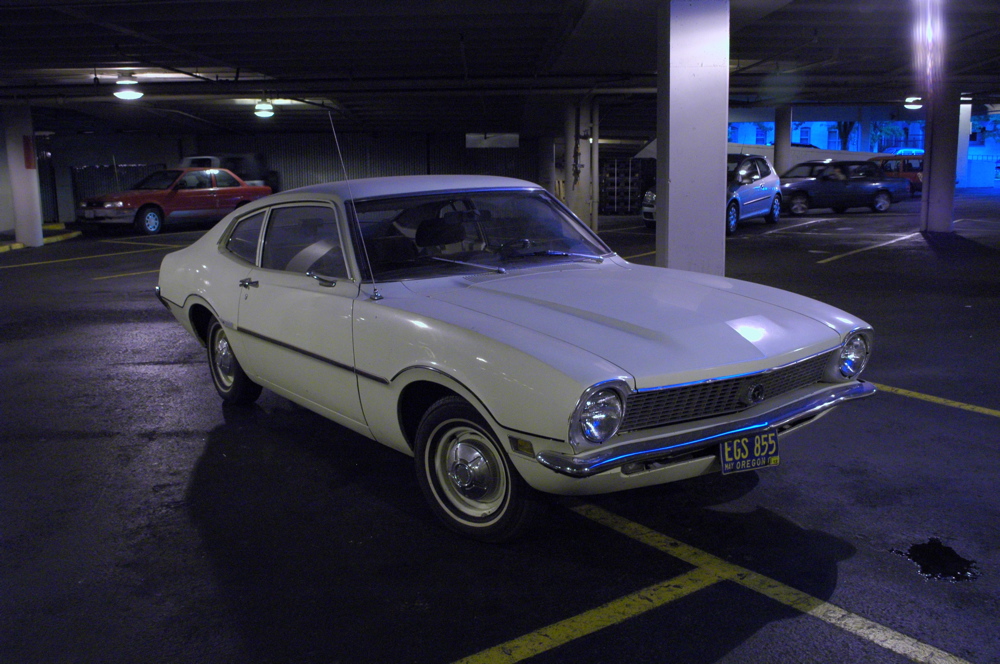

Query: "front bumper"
<box><xmin>76</xmin><ymin>209</ymin><xmax>134</xmax><ymax>224</ymax></box>
<box><xmin>536</xmin><ymin>380</ymin><xmax>875</xmax><ymax>478</ymax></box>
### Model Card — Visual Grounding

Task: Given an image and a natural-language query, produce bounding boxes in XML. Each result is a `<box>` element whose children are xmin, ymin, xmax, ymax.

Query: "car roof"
<box><xmin>276</xmin><ymin>174</ymin><xmax>541</xmax><ymax>202</ymax></box>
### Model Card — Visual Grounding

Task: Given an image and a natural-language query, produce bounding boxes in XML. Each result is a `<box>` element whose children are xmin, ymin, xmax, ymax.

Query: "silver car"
<box><xmin>640</xmin><ymin>153</ymin><xmax>782</xmax><ymax>235</ymax></box>
<box><xmin>726</xmin><ymin>153</ymin><xmax>782</xmax><ymax>235</ymax></box>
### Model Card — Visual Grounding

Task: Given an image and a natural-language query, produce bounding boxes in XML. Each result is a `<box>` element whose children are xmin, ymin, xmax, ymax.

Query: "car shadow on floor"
<box><xmin>184</xmin><ymin>395</ymin><xmax>856</xmax><ymax>664</ymax></box>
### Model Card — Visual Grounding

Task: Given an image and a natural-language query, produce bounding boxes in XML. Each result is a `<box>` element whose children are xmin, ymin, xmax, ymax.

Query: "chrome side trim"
<box><xmin>536</xmin><ymin>381</ymin><xmax>875</xmax><ymax>478</ymax></box>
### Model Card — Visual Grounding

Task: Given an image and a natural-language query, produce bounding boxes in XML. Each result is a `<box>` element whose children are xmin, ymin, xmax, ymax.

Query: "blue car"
<box><xmin>780</xmin><ymin>160</ymin><xmax>911</xmax><ymax>215</ymax></box>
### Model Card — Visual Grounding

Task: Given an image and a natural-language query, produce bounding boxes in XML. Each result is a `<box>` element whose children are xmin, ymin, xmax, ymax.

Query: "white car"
<box><xmin>157</xmin><ymin>175</ymin><xmax>874</xmax><ymax>541</ymax></box>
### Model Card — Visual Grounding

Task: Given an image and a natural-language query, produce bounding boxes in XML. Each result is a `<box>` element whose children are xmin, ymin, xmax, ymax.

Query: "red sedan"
<box><xmin>76</xmin><ymin>167</ymin><xmax>272</xmax><ymax>235</ymax></box>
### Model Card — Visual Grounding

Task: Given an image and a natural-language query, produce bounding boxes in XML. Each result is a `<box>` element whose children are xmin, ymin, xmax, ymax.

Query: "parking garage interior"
<box><xmin>2</xmin><ymin>2</ymin><xmax>999</xmax><ymax>663</ymax></box>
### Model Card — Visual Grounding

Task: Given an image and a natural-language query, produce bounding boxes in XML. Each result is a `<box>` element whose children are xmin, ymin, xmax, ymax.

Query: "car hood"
<box><xmin>402</xmin><ymin>261</ymin><xmax>849</xmax><ymax>389</ymax></box>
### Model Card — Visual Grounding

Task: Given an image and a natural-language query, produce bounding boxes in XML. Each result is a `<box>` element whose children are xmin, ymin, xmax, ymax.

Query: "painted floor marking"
<box><xmin>453</xmin><ymin>504</ymin><xmax>973</xmax><ymax>664</ymax></box>
<box><xmin>874</xmin><ymin>383</ymin><xmax>1000</xmax><ymax>419</ymax></box>
<box><xmin>763</xmin><ymin>217</ymin><xmax>836</xmax><ymax>234</ymax></box>
<box><xmin>817</xmin><ymin>232</ymin><xmax>920</xmax><ymax>264</ymax></box>
<box><xmin>571</xmin><ymin>504</ymin><xmax>974</xmax><ymax>664</ymax></box>
<box><xmin>0</xmin><ymin>246</ymin><xmax>172</xmax><ymax>270</ymax></box>
<box><xmin>92</xmin><ymin>269</ymin><xmax>162</xmax><ymax>281</ymax></box>
<box><xmin>452</xmin><ymin>566</ymin><xmax>726</xmax><ymax>664</ymax></box>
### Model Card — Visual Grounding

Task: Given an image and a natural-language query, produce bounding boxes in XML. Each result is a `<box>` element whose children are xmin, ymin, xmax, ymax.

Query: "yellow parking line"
<box><xmin>817</xmin><ymin>232</ymin><xmax>920</xmax><ymax>264</ymax></box>
<box><xmin>92</xmin><ymin>269</ymin><xmax>161</xmax><ymax>281</ymax></box>
<box><xmin>0</xmin><ymin>246</ymin><xmax>170</xmax><ymax>270</ymax></box>
<box><xmin>453</xmin><ymin>566</ymin><xmax>725</xmax><ymax>664</ymax></box>
<box><xmin>623</xmin><ymin>250</ymin><xmax>656</xmax><ymax>260</ymax></box>
<box><xmin>874</xmin><ymin>383</ymin><xmax>1000</xmax><ymax>419</ymax></box>
<box><xmin>571</xmin><ymin>504</ymin><xmax>973</xmax><ymax>664</ymax></box>
<box><xmin>98</xmin><ymin>239</ymin><xmax>184</xmax><ymax>249</ymax></box>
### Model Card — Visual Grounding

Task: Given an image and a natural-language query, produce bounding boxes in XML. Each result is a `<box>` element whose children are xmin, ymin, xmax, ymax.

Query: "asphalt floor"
<box><xmin>1</xmin><ymin>190</ymin><xmax>998</xmax><ymax>664</ymax></box>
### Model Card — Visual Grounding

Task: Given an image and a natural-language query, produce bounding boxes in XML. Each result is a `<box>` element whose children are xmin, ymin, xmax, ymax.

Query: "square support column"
<box><xmin>1</xmin><ymin>105</ymin><xmax>44</xmax><ymax>246</ymax></box>
<box><xmin>655</xmin><ymin>0</ymin><xmax>730</xmax><ymax>275</ymax></box>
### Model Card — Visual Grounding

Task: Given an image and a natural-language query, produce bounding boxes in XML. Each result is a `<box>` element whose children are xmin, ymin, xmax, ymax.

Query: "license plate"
<box><xmin>719</xmin><ymin>429</ymin><xmax>779</xmax><ymax>475</ymax></box>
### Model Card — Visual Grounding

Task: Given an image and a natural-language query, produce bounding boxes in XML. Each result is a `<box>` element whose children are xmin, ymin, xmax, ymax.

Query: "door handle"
<box><xmin>238</xmin><ymin>278</ymin><xmax>259</xmax><ymax>289</ymax></box>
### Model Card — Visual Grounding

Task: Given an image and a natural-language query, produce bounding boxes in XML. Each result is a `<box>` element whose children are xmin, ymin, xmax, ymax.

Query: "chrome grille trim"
<box><xmin>621</xmin><ymin>349</ymin><xmax>836</xmax><ymax>432</ymax></box>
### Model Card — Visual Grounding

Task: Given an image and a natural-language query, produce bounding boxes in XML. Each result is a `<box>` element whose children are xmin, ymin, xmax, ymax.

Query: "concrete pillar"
<box><xmin>590</xmin><ymin>101</ymin><xmax>600</xmax><ymax>232</ymax></box>
<box><xmin>773</xmin><ymin>106</ymin><xmax>793</xmax><ymax>175</ymax></box>
<box><xmin>1</xmin><ymin>105</ymin><xmax>44</xmax><ymax>246</ymax></box>
<box><xmin>655</xmin><ymin>0</ymin><xmax>730</xmax><ymax>275</ymax></box>
<box><xmin>564</xmin><ymin>102</ymin><xmax>577</xmax><ymax>208</ymax></box>
<box><xmin>920</xmin><ymin>86</ymin><xmax>960</xmax><ymax>233</ymax></box>
<box><xmin>956</xmin><ymin>101</ymin><xmax>972</xmax><ymax>187</ymax></box>
<box><xmin>577</xmin><ymin>97</ymin><xmax>593</xmax><ymax>228</ymax></box>
<box><xmin>538</xmin><ymin>136</ymin><xmax>558</xmax><ymax>196</ymax></box>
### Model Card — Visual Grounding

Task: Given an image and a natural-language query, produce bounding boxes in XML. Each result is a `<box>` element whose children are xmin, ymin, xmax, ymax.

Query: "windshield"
<box><xmin>131</xmin><ymin>170</ymin><xmax>182</xmax><ymax>190</ymax></box>
<box><xmin>782</xmin><ymin>163</ymin><xmax>828</xmax><ymax>178</ymax></box>
<box><xmin>352</xmin><ymin>189</ymin><xmax>611</xmax><ymax>280</ymax></box>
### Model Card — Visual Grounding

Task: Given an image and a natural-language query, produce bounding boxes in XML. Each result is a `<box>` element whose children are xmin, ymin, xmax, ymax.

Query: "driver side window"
<box><xmin>261</xmin><ymin>205</ymin><xmax>348</xmax><ymax>278</ymax></box>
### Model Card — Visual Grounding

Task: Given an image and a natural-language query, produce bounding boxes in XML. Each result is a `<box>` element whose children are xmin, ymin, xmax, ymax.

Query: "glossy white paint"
<box><xmin>158</xmin><ymin>175</ymin><xmax>873</xmax><ymax>497</ymax></box>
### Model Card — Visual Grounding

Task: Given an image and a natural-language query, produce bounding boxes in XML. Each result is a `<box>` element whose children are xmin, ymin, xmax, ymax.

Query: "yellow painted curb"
<box><xmin>0</xmin><ymin>230</ymin><xmax>81</xmax><ymax>253</ymax></box>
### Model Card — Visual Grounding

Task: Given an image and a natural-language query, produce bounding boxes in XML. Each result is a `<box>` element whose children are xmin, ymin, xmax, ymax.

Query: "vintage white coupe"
<box><xmin>157</xmin><ymin>175</ymin><xmax>874</xmax><ymax>541</ymax></box>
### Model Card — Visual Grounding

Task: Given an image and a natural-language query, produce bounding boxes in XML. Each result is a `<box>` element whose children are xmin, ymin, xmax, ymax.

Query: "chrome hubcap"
<box><xmin>433</xmin><ymin>424</ymin><xmax>506</xmax><ymax>518</ymax></box>
<box><xmin>212</xmin><ymin>330</ymin><xmax>235</xmax><ymax>386</ymax></box>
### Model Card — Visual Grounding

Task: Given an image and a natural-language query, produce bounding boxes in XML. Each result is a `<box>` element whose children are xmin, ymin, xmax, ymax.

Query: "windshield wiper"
<box><xmin>430</xmin><ymin>256</ymin><xmax>507</xmax><ymax>274</ymax></box>
<box><xmin>524</xmin><ymin>250</ymin><xmax>604</xmax><ymax>263</ymax></box>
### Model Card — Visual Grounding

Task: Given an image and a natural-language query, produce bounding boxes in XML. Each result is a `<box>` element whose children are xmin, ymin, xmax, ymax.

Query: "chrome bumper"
<box><xmin>536</xmin><ymin>381</ymin><xmax>876</xmax><ymax>478</ymax></box>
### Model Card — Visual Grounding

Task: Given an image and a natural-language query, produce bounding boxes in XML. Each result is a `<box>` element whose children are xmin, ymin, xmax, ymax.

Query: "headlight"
<box><xmin>642</xmin><ymin>190</ymin><xmax>656</xmax><ymax>205</ymax></box>
<box><xmin>570</xmin><ymin>383</ymin><xmax>627</xmax><ymax>448</ymax></box>
<box><xmin>837</xmin><ymin>331</ymin><xmax>871</xmax><ymax>379</ymax></box>
<box><xmin>103</xmin><ymin>201</ymin><xmax>125</xmax><ymax>208</ymax></box>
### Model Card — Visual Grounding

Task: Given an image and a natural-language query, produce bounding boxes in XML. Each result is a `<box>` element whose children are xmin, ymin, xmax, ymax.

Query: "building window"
<box><xmin>799</xmin><ymin>126</ymin><xmax>811</xmax><ymax>145</ymax></box>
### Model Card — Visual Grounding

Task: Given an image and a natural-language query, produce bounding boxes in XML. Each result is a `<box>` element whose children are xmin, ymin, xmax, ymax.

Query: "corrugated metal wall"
<box><xmin>195</xmin><ymin>133</ymin><xmax>540</xmax><ymax>191</ymax></box>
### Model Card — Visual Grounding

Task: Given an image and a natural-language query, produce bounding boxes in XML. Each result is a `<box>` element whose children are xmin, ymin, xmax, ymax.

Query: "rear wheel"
<box><xmin>134</xmin><ymin>206</ymin><xmax>164</xmax><ymax>235</ymax></box>
<box><xmin>207</xmin><ymin>318</ymin><xmax>262</xmax><ymax>405</ymax></box>
<box><xmin>789</xmin><ymin>193</ymin><xmax>810</xmax><ymax>216</ymax></box>
<box><xmin>726</xmin><ymin>202</ymin><xmax>740</xmax><ymax>235</ymax></box>
<box><xmin>871</xmin><ymin>191</ymin><xmax>892</xmax><ymax>213</ymax></box>
<box><xmin>415</xmin><ymin>396</ymin><xmax>536</xmax><ymax>542</ymax></box>
<box><xmin>764</xmin><ymin>196</ymin><xmax>781</xmax><ymax>224</ymax></box>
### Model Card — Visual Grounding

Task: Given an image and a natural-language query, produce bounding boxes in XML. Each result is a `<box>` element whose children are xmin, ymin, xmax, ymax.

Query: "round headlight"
<box><xmin>578</xmin><ymin>388</ymin><xmax>624</xmax><ymax>443</ymax></box>
<box><xmin>838</xmin><ymin>333</ymin><xmax>871</xmax><ymax>378</ymax></box>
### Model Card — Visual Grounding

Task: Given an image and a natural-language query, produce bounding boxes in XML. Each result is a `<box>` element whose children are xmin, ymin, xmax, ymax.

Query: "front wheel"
<box><xmin>135</xmin><ymin>206</ymin><xmax>164</xmax><ymax>235</ymax></box>
<box><xmin>415</xmin><ymin>396</ymin><xmax>536</xmax><ymax>542</ymax></box>
<box><xmin>871</xmin><ymin>191</ymin><xmax>892</xmax><ymax>213</ymax></box>
<box><xmin>725</xmin><ymin>202</ymin><xmax>740</xmax><ymax>235</ymax></box>
<box><xmin>207</xmin><ymin>318</ymin><xmax>262</xmax><ymax>405</ymax></box>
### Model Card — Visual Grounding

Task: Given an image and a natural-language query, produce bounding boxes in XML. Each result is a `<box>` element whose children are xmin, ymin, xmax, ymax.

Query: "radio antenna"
<box><xmin>329</xmin><ymin>111</ymin><xmax>382</xmax><ymax>301</ymax></box>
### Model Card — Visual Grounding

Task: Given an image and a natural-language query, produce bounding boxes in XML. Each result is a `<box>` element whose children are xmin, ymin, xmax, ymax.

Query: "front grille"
<box><xmin>621</xmin><ymin>350</ymin><xmax>835</xmax><ymax>432</ymax></box>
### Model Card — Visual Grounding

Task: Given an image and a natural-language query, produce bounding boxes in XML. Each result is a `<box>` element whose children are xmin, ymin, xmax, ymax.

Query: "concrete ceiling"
<box><xmin>2</xmin><ymin>0</ymin><xmax>999</xmax><ymax>140</ymax></box>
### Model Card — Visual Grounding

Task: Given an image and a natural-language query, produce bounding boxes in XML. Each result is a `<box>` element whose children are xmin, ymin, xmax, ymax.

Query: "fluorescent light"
<box><xmin>116</xmin><ymin>72</ymin><xmax>138</xmax><ymax>85</ymax></box>
<box><xmin>114</xmin><ymin>89</ymin><xmax>144</xmax><ymax>100</ymax></box>
<box><xmin>254</xmin><ymin>100</ymin><xmax>274</xmax><ymax>118</ymax></box>
<box><xmin>904</xmin><ymin>96</ymin><xmax>923</xmax><ymax>110</ymax></box>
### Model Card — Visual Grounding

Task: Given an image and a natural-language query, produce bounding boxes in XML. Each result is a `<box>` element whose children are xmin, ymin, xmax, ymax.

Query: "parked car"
<box><xmin>781</xmin><ymin>160</ymin><xmax>911</xmax><ymax>215</ymax></box>
<box><xmin>868</xmin><ymin>154</ymin><xmax>924</xmax><ymax>194</ymax></box>
<box><xmin>179</xmin><ymin>154</ymin><xmax>281</xmax><ymax>192</ymax></box>
<box><xmin>879</xmin><ymin>147</ymin><xmax>924</xmax><ymax>155</ymax></box>
<box><xmin>157</xmin><ymin>175</ymin><xmax>875</xmax><ymax>541</ymax></box>
<box><xmin>77</xmin><ymin>167</ymin><xmax>272</xmax><ymax>235</ymax></box>
<box><xmin>640</xmin><ymin>154</ymin><xmax>782</xmax><ymax>235</ymax></box>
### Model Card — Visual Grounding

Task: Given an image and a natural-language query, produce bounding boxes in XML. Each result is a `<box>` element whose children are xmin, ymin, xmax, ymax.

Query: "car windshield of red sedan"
<box><xmin>131</xmin><ymin>170</ymin><xmax>182</xmax><ymax>190</ymax></box>
<box><xmin>352</xmin><ymin>189</ymin><xmax>610</xmax><ymax>280</ymax></box>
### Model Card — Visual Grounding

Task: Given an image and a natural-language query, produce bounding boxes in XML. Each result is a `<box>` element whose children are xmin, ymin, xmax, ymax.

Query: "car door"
<box><xmin>845</xmin><ymin>163</ymin><xmax>879</xmax><ymax>205</ymax></box>
<box><xmin>735</xmin><ymin>159</ymin><xmax>767</xmax><ymax>218</ymax></box>
<box><xmin>235</xmin><ymin>203</ymin><xmax>368</xmax><ymax>431</ymax></box>
<box><xmin>212</xmin><ymin>169</ymin><xmax>246</xmax><ymax>217</ymax></box>
<box><xmin>167</xmin><ymin>170</ymin><xmax>217</xmax><ymax>221</ymax></box>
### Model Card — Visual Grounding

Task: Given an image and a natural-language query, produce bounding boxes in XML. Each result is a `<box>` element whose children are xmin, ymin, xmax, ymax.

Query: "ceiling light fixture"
<box><xmin>904</xmin><ymin>96</ymin><xmax>923</xmax><ymax>110</ymax></box>
<box><xmin>114</xmin><ymin>88</ymin><xmax>144</xmax><ymax>100</ymax></box>
<box><xmin>116</xmin><ymin>72</ymin><xmax>138</xmax><ymax>85</ymax></box>
<box><xmin>254</xmin><ymin>100</ymin><xmax>274</xmax><ymax>118</ymax></box>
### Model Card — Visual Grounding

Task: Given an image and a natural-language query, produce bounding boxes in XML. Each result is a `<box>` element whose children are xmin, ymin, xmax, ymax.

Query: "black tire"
<box><xmin>871</xmin><ymin>191</ymin><xmax>892</xmax><ymax>213</ymax></box>
<box><xmin>415</xmin><ymin>396</ymin><xmax>536</xmax><ymax>542</ymax></box>
<box><xmin>764</xmin><ymin>196</ymin><xmax>781</xmax><ymax>224</ymax></box>
<box><xmin>207</xmin><ymin>318</ymin><xmax>262</xmax><ymax>405</ymax></box>
<box><xmin>788</xmin><ymin>193</ymin><xmax>810</xmax><ymax>216</ymax></box>
<box><xmin>135</xmin><ymin>206</ymin><xmax>164</xmax><ymax>235</ymax></box>
<box><xmin>726</xmin><ymin>202</ymin><xmax>740</xmax><ymax>235</ymax></box>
